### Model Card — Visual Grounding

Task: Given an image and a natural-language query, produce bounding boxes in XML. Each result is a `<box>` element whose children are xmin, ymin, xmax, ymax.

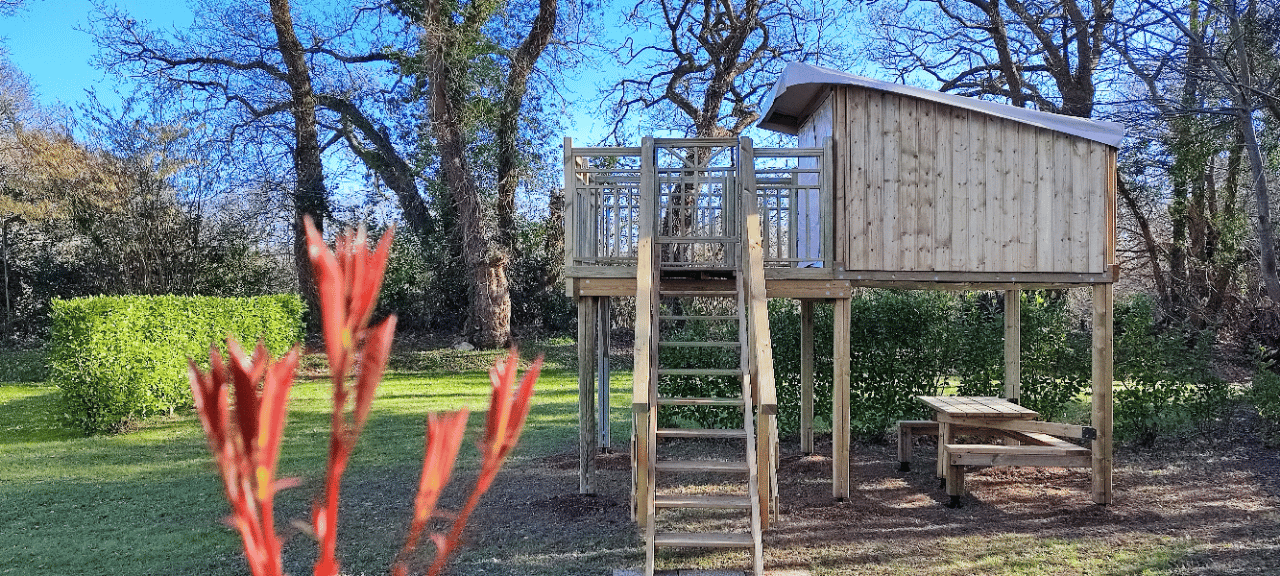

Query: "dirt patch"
<box><xmin>352</xmin><ymin>407</ymin><xmax>1280</xmax><ymax>575</ymax></box>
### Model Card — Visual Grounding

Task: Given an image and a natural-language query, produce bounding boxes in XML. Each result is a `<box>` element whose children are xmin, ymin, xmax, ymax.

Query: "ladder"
<box><xmin>631</xmin><ymin>137</ymin><xmax>776</xmax><ymax>576</ymax></box>
<box><xmin>641</xmin><ymin>263</ymin><xmax>763</xmax><ymax>575</ymax></box>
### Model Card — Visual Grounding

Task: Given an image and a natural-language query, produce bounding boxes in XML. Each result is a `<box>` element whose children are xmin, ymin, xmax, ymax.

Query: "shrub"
<box><xmin>0</xmin><ymin>348</ymin><xmax>49</xmax><ymax>383</ymax></box>
<box><xmin>1113</xmin><ymin>294</ymin><xmax>1231</xmax><ymax>444</ymax></box>
<box><xmin>770</xmin><ymin>290</ymin><xmax>1092</xmax><ymax>440</ymax></box>
<box><xmin>50</xmin><ymin>294</ymin><xmax>303</xmax><ymax>434</ymax></box>
<box><xmin>845</xmin><ymin>290</ymin><xmax>957</xmax><ymax>438</ymax></box>
<box><xmin>771</xmin><ymin>291</ymin><xmax>966</xmax><ymax>440</ymax></box>
<box><xmin>1251</xmin><ymin>354</ymin><xmax>1280</xmax><ymax>446</ymax></box>
<box><xmin>655</xmin><ymin>297</ymin><xmax>747</xmax><ymax>430</ymax></box>
<box><xmin>683</xmin><ymin>288</ymin><xmax>1228</xmax><ymax>444</ymax></box>
<box><xmin>769</xmin><ymin>298</ymin><xmax>834</xmax><ymax>437</ymax></box>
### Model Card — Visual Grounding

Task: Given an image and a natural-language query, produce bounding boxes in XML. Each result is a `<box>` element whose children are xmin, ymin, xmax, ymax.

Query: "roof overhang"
<box><xmin>758</xmin><ymin>62</ymin><xmax>1126</xmax><ymax>148</ymax></box>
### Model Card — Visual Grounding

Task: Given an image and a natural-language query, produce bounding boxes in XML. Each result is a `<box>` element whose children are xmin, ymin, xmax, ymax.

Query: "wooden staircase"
<box><xmin>630</xmin><ymin>137</ymin><xmax>778</xmax><ymax>576</ymax></box>
<box><xmin>642</xmin><ymin>266</ymin><xmax>763</xmax><ymax>573</ymax></box>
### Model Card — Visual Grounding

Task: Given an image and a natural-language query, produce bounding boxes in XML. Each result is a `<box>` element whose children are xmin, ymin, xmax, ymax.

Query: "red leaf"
<box><xmin>352</xmin><ymin>316</ymin><xmax>396</xmax><ymax>434</ymax></box>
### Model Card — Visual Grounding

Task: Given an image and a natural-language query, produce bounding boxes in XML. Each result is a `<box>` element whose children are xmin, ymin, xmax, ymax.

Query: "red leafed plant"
<box><xmin>188</xmin><ymin>215</ymin><xmax>541</xmax><ymax>576</ymax></box>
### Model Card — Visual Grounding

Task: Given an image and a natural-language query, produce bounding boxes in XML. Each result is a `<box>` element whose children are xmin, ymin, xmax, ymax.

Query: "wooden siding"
<box><xmin>805</xmin><ymin>86</ymin><xmax>1117</xmax><ymax>275</ymax></box>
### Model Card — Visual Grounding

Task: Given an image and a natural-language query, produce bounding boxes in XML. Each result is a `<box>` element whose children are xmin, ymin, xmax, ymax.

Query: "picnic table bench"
<box><xmin>907</xmin><ymin>396</ymin><xmax>1096</xmax><ymax>507</ymax></box>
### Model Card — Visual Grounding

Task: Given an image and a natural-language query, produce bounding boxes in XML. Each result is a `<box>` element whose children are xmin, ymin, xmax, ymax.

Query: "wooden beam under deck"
<box><xmin>568</xmin><ymin>268</ymin><xmax>1120</xmax><ymax>298</ymax></box>
<box><xmin>569</xmin><ymin>276</ymin><xmax>855</xmax><ymax>298</ymax></box>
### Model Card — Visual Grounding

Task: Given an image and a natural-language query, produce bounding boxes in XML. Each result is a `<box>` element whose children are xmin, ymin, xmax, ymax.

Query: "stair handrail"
<box><xmin>631</xmin><ymin>136</ymin><xmax>658</xmax><ymax>525</ymax></box>
<box><xmin>738</xmin><ymin>137</ymin><xmax>780</xmax><ymax>523</ymax></box>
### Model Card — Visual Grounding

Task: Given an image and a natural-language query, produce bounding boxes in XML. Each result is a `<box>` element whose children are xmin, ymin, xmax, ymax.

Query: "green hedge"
<box><xmin>1112</xmin><ymin>295</ymin><xmax>1230</xmax><ymax>444</ymax></box>
<box><xmin>764</xmin><ymin>290</ymin><xmax>1229</xmax><ymax>442</ymax></box>
<box><xmin>50</xmin><ymin>295</ymin><xmax>304</xmax><ymax>434</ymax></box>
<box><xmin>767</xmin><ymin>290</ymin><xmax>1094</xmax><ymax>440</ymax></box>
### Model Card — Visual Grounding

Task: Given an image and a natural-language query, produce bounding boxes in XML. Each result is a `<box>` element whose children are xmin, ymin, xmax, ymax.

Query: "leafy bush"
<box><xmin>50</xmin><ymin>294</ymin><xmax>304</xmax><ymax>434</ymax></box>
<box><xmin>845</xmin><ymin>290</ymin><xmax>957</xmax><ymax>438</ymax></box>
<box><xmin>769</xmin><ymin>298</ymin><xmax>833</xmax><ymax>437</ymax></box>
<box><xmin>1113</xmin><ymin>295</ymin><xmax>1231</xmax><ymax>444</ymax></box>
<box><xmin>770</xmin><ymin>291</ymin><xmax>960</xmax><ymax>440</ymax></box>
<box><xmin>0</xmin><ymin>348</ymin><xmax>49</xmax><ymax>383</ymax></box>
<box><xmin>655</xmin><ymin>298</ymin><xmax>746</xmax><ymax>430</ymax></box>
<box><xmin>671</xmin><ymin>288</ymin><xmax>1227</xmax><ymax>445</ymax></box>
<box><xmin>1011</xmin><ymin>293</ymin><xmax>1093</xmax><ymax>420</ymax></box>
<box><xmin>771</xmin><ymin>290</ymin><xmax>1092</xmax><ymax>440</ymax></box>
<box><xmin>1251</xmin><ymin>355</ymin><xmax>1280</xmax><ymax>446</ymax></box>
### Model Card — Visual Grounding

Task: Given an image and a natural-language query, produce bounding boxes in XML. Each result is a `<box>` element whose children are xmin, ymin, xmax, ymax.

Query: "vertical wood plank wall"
<box><xmin>801</xmin><ymin>86</ymin><xmax>1116</xmax><ymax>275</ymax></box>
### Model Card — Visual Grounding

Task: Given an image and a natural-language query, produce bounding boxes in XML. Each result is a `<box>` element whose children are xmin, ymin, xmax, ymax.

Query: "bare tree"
<box><xmin>497</xmin><ymin>0</ymin><xmax>558</xmax><ymax>253</ymax></box>
<box><xmin>1119</xmin><ymin>0</ymin><xmax>1280</xmax><ymax>305</ymax></box>
<box><xmin>607</xmin><ymin>0</ymin><xmax>844</xmax><ymax>138</ymax></box>
<box><xmin>871</xmin><ymin>0</ymin><xmax>1116</xmax><ymax>117</ymax></box>
<box><xmin>90</xmin><ymin>0</ymin><xmax>363</xmax><ymax>315</ymax></box>
<box><xmin>267</xmin><ymin>0</ymin><xmax>329</xmax><ymax>316</ymax></box>
<box><xmin>0</xmin><ymin>0</ymin><xmax>28</xmax><ymax>16</ymax></box>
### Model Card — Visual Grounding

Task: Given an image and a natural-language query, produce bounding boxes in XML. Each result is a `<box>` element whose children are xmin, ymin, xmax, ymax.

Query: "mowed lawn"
<box><xmin>0</xmin><ymin>350</ymin><xmax>634</xmax><ymax>576</ymax></box>
<box><xmin>4</xmin><ymin>346</ymin><xmax>1279</xmax><ymax>576</ymax></box>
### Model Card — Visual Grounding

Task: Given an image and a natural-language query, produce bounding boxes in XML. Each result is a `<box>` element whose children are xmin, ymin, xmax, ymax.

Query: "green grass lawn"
<box><xmin>3</xmin><ymin>345</ymin><xmax>1273</xmax><ymax>576</ymax></box>
<box><xmin>0</xmin><ymin>351</ymin><xmax>637</xmax><ymax>576</ymax></box>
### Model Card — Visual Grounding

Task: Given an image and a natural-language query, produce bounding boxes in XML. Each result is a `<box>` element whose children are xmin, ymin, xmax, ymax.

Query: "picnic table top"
<box><xmin>916</xmin><ymin>396</ymin><xmax>1040</xmax><ymax>419</ymax></box>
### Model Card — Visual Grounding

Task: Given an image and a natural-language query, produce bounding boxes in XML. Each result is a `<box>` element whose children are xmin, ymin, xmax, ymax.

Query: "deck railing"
<box><xmin>564</xmin><ymin>136</ymin><xmax>834</xmax><ymax>275</ymax></box>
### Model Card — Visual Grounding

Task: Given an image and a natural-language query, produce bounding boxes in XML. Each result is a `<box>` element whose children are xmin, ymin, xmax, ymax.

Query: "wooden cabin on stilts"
<box><xmin>564</xmin><ymin>62</ymin><xmax>1125</xmax><ymax>575</ymax></box>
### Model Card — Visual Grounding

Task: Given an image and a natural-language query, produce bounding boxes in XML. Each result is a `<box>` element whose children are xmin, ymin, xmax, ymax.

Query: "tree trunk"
<box><xmin>268</xmin><ymin>0</ymin><xmax>329</xmax><ymax>319</ymax></box>
<box><xmin>425</xmin><ymin>6</ymin><xmax>511</xmax><ymax>349</ymax></box>
<box><xmin>1117</xmin><ymin>178</ymin><xmax>1169</xmax><ymax>308</ymax></box>
<box><xmin>323</xmin><ymin>95</ymin><xmax>436</xmax><ymax>249</ymax></box>
<box><xmin>1</xmin><ymin>216</ymin><xmax>13</xmax><ymax>339</ymax></box>
<box><xmin>1238</xmin><ymin>107</ymin><xmax>1280</xmax><ymax>302</ymax></box>
<box><xmin>1228</xmin><ymin>2</ymin><xmax>1280</xmax><ymax>303</ymax></box>
<box><xmin>496</xmin><ymin>0</ymin><xmax>558</xmax><ymax>255</ymax></box>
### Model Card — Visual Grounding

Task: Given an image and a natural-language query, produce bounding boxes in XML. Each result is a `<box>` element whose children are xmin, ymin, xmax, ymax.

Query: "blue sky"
<box><xmin>0</xmin><ymin>0</ymin><xmax>617</xmax><ymax>143</ymax></box>
<box><xmin>0</xmin><ymin>0</ymin><xmax>812</xmax><ymax>144</ymax></box>
<box><xmin>0</xmin><ymin>1</ymin><xmax>194</xmax><ymax>111</ymax></box>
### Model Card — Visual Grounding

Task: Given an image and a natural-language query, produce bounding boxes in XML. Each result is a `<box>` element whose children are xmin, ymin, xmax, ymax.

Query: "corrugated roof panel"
<box><xmin>759</xmin><ymin>62</ymin><xmax>1125</xmax><ymax>147</ymax></box>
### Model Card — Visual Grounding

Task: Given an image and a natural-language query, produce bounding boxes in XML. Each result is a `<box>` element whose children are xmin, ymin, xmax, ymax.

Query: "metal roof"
<box><xmin>758</xmin><ymin>62</ymin><xmax>1125</xmax><ymax>147</ymax></box>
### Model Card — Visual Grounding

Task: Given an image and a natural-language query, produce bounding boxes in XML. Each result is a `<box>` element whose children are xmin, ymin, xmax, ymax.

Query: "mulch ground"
<box><xmin>438</xmin><ymin>406</ymin><xmax>1280</xmax><ymax>575</ymax></box>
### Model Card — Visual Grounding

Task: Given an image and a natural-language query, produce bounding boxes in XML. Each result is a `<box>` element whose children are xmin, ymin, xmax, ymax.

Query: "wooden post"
<box><xmin>821</xmin><ymin>137</ymin><xmax>835</xmax><ymax>268</ymax></box>
<box><xmin>577</xmin><ymin>296</ymin><xmax>598</xmax><ymax>494</ymax></box>
<box><xmin>562</xmin><ymin>137</ymin><xmax>574</xmax><ymax>279</ymax></box>
<box><xmin>942</xmin><ymin>418</ymin><xmax>964</xmax><ymax>502</ymax></box>
<box><xmin>1004</xmin><ymin>289</ymin><xmax>1021</xmax><ymax>402</ymax></box>
<box><xmin>1092</xmin><ymin>283</ymin><xmax>1114</xmax><ymax>505</ymax></box>
<box><xmin>801</xmin><ymin>299</ymin><xmax>815</xmax><ymax>454</ymax></box>
<box><xmin>632</xmin><ymin>136</ymin><xmax>657</xmax><ymax>525</ymax></box>
<box><xmin>936</xmin><ymin>419</ymin><xmax>948</xmax><ymax>480</ymax></box>
<box><xmin>596</xmin><ymin>297</ymin><xmax>611</xmax><ymax>451</ymax></box>
<box><xmin>832</xmin><ymin>297</ymin><xmax>851</xmax><ymax>500</ymax></box>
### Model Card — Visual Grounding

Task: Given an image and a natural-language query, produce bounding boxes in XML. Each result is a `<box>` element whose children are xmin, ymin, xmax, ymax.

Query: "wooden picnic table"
<box><xmin>917</xmin><ymin>395</ymin><xmax>1039</xmax><ymax>420</ymax></box>
<box><xmin>914</xmin><ymin>396</ymin><xmax>1093</xmax><ymax>507</ymax></box>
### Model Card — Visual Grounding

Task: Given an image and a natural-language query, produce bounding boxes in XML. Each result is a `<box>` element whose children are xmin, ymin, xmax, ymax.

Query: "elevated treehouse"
<box><xmin>564</xmin><ymin>62</ymin><xmax>1125</xmax><ymax>576</ymax></box>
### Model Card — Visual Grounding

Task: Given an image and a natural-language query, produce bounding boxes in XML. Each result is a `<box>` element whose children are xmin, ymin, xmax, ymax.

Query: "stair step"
<box><xmin>655</xmin><ymin>494</ymin><xmax>752</xmax><ymax>509</ymax></box>
<box><xmin>659</xmin><ymin>341</ymin><xmax>740</xmax><ymax>348</ymax></box>
<box><xmin>659</xmin><ymin>368</ymin><xmax>742</xmax><ymax>377</ymax></box>
<box><xmin>659</xmin><ymin>267</ymin><xmax>736</xmax><ymax>277</ymax></box>
<box><xmin>657</xmin><ymin>396</ymin><xmax>743</xmax><ymax>406</ymax></box>
<box><xmin>659</xmin><ymin>315</ymin><xmax>739</xmax><ymax>321</ymax></box>
<box><xmin>655</xmin><ymin>459</ymin><xmax>750</xmax><ymax>473</ymax></box>
<box><xmin>657</xmin><ymin>428</ymin><xmax>748</xmax><ymax>439</ymax></box>
<box><xmin>660</xmin><ymin>289</ymin><xmax>737</xmax><ymax>297</ymax></box>
<box><xmin>654</xmin><ymin>532</ymin><xmax>754</xmax><ymax>548</ymax></box>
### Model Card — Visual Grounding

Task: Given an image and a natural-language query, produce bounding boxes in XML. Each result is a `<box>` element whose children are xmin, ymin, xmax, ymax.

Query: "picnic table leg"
<box><xmin>897</xmin><ymin>424</ymin><xmax>912</xmax><ymax>472</ymax></box>
<box><xmin>945</xmin><ymin>460</ymin><xmax>965</xmax><ymax>508</ymax></box>
<box><xmin>936</xmin><ymin>418</ymin><xmax>949</xmax><ymax>486</ymax></box>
